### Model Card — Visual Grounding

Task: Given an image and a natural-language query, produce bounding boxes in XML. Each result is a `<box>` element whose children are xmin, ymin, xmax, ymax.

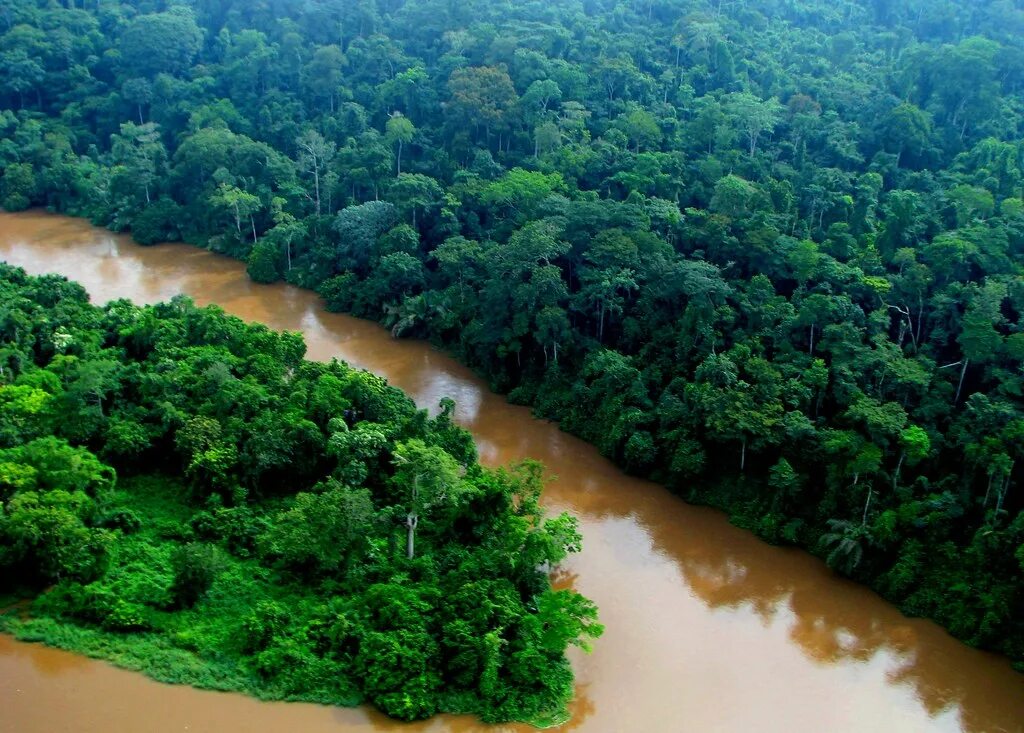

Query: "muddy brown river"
<box><xmin>1</xmin><ymin>210</ymin><xmax>1022</xmax><ymax>733</ymax></box>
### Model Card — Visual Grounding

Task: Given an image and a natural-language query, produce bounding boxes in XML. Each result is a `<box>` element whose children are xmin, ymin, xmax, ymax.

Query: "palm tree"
<box><xmin>819</xmin><ymin>518</ymin><xmax>875</xmax><ymax>574</ymax></box>
<box><xmin>383</xmin><ymin>293</ymin><xmax>451</xmax><ymax>338</ymax></box>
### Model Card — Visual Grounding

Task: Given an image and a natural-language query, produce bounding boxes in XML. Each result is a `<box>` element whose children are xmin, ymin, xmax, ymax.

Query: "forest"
<box><xmin>0</xmin><ymin>0</ymin><xmax>1023</xmax><ymax>672</ymax></box>
<box><xmin>0</xmin><ymin>264</ymin><xmax>600</xmax><ymax>723</ymax></box>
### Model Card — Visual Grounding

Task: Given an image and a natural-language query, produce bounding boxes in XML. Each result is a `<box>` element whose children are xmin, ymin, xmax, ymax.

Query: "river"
<box><xmin>0</xmin><ymin>210</ymin><xmax>1022</xmax><ymax>733</ymax></box>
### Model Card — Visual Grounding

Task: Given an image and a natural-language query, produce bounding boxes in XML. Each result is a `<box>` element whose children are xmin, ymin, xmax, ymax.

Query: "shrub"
<box><xmin>97</xmin><ymin>508</ymin><xmax>143</xmax><ymax>534</ymax></box>
<box><xmin>190</xmin><ymin>506</ymin><xmax>268</xmax><ymax>557</ymax></box>
<box><xmin>247</xmin><ymin>240</ymin><xmax>282</xmax><ymax>284</ymax></box>
<box><xmin>130</xmin><ymin>198</ymin><xmax>182</xmax><ymax>245</ymax></box>
<box><xmin>169</xmin><ymin>543</ymin><xmax>221</xmax><ymax>608</ymax></box>
<box><xmin>317</xmin><ymin>273</ymin><xmax>357</xmax><ymax>312</ymax></box>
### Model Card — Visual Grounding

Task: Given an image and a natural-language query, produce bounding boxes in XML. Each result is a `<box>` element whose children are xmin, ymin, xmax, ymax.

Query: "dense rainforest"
<box><xmin>0</xmin><ymin>0</ymin><xmax>1023</xmax><ymax>669</ymax></box>
<box><xmin>0</xmin><ymin>265</ymin><xmax>601</xmax><ymax>723</ymax></box>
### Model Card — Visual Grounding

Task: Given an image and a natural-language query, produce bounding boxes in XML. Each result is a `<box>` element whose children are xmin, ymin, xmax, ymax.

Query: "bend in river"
<box><xmin>1</xmin><ymin>210</ymin><xmax>1023</xmax><ymax>733</ymax></box>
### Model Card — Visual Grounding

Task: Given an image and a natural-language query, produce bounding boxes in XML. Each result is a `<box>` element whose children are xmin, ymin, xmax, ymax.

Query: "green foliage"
<box><xmin>0</xmin><ymin>385</ymin><xmax>56</xmax><ymax>446</ymax></box>
<box><xmin>247</xmin><ymin>240</ymin><xmax>283</xmax><ymax>284</ymax></box>
<box><xmin>482</xmin><ymin>169</ymin><xmax>566</xmax><ymax>220</ymax></box>
<box><xmin>0</xmin><ymin>436</ymin><xmax>115</xmax><ymax>583</ymax></box>
<box><xmin>117</xmin><ymin>8</ymin><xmax>203</xmax><ymax>78</ymax></box>
<box><xmin>1</xmin><ymin>162</ymin><xmax>35</xmax><ymax>211</ymax></box>
<box><xmin>3</xmin><ymin>0</ymin><xmax>1024</xmax><ymax>682</ymax></box>
<box><xmin>258</xmin><ymin>484</ymin><xmax>373</xmax><ymax>575</ymax></box>
<box><xmin>0</xmin><ymin>268</ymin><xmax>599</xmax><ymax>724</ymax></box>
<box><xmin>169</xmin><ymin>543</ymin><xmax>221</xmax><ymax>608</ymax></box>
<box><xmin>0</xmin><ymin>489</ymin><xmax>112</xmax><ymax>582</ymax></box>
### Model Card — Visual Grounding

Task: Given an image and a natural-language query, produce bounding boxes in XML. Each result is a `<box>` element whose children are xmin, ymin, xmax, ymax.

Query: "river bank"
<box><xmin>2</xmin><ymin>210</ymin><xmax>1023</xmax><ymax>733</ymax></box>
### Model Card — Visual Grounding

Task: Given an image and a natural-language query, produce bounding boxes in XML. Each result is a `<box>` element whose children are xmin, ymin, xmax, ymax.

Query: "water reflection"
<box><xmin>0</xmin><ymin>633</ymin><xmax>89</xmax><ymax>677</ymax></box>
<box><xmin>639</xmin><ymin>506</ymin><xmax>1024</xmax><ymax>732</ymax></box>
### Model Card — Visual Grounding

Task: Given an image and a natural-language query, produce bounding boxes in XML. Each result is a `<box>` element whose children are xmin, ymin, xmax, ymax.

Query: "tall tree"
<box><xmin>385</xmin><ymin>112</ymin><xmax>415</xmax><ymax>176</ymax></box>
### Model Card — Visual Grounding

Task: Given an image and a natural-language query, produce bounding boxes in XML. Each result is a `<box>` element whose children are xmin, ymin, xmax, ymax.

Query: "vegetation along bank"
<box><xmin>1</xmin><ymin>0</ymin><xmax>1022</xmax><ymax>670</ymax></box>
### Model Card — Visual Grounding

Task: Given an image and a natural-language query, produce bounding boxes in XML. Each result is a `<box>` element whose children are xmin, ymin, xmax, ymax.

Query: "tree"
<box><xmin>110</xmin><ymin>122</ymin><xmax>165</xmax><ymax>205</ymax></box>
<box><xmin>1</xmin><ymin>162</ymin><xmax>35</xmax><ymax>211</ymax></box>
<box><xmin>295</xmin><ymin>130</ymin><xmax>335</xmax><ymax>217</ymax></box>
<box><xmin>614</xmin><ymin>108</ymin><xmax>662</xmax><ymax>153</ymax></box>
<box><xmin>352</xmin><ymin>583</ymin><xmax>441</xmax><ymax>720</ymax></box>
<box><xmin>819</xmin><ymin>518</ymin><xmax>874</xmax><ymax>574</ymax></box>
<box><xmin>385</xmin><ymin>113</ymin><xmax>415</xmax><ymax>176</ymax></box>
<box><xmin>260</xmin><ymin>483</ymin><xmax>374</xmax><ymax>575</ymax></box>
<box><xmin>956</xmin><ymin>280</ymin><xmax>1007</xmax><ymax>403</ymax></box>
<box><xmin>532</xmin><ymin>588</ymin><xmax>603</xmax><ymax>654</ymax></box>
<box><xmin>521</xmin><ymin>79</ymin><xmax>562</xmax><ymax>120</ymax></box>
<box><xmin>893</xmin><ymin>425</ymin><xmax>930</xmax><ymax>490</ymax></box>
<box><xmin>709</xmin><ymin>174</ymin><xmax>756</xmax><ymax>218</ymax></box>
<box><xmin>386</xmin><ymin>173</ymin><xmax>442</xmax><ymax>229</ymax></box>
<box><xmin>303</xmin><ymin>45</ymin><xmax>347</xmax><ymax>111</ymax></box>
<box><xmin>534</xmin><ymin>121</ymin><xmax>562</xmax><ymax>157</ymax></box>
<box><xmin>724</xmin><ymin>92</ymin><xmax>783</xmax><ymax>156</ymax></box>
<box><xmin>368</xmin><ymin>252</ymin><xmax>426</xmax><ymax>302</ymax></box>
<box><xmin>210</xmin><ymin>183</ymin><xmax>262</xmax><ymax>244</ymax></box>
<box><xmin>175</xmin><ymin>416</ymin><xmax>238</xmax><ymax>496</ymax></box>
<box><xmin>390</xmin><ymin>439</ymin><xmax>467</xmax><ymax>559</ymax></box>
<box><xmin>879</xmin><ymin>103</ymin><xmax>933</xmax><ymax>167</ymax></box>
<box><xmin>121</xmin><ymin>78</ymin><xmax>153</xmax><ymax>124</ymax></box>
<box><xmin>1</xmin><ymin>437</ymin><xmax>115</xmax><ymax>497</ymax></box>
<box><xmin>481</xmin><ymin>168</ymin><xmax>565</xmax><ymax>221</ymax></box>
<box><xmin>0</xmin><ymin>489</ymin><xmax>112</xmax><ymax>582</ymax></box>
<box><xmin>447</xmin><ymin>66</ymin><xmax>518</xmax><ymax>142</ymax></box>
<box><xmin>696</xmin><ymin>374</ymin><xmax>783</xmax><ymax>472</ymax></box>
<box><xmin>247</xmin><ymin>240</ymin><xmax>282</xmax><ymax>283</ymax></box>
<box><xmin>947</xmin><ymin>184</ymin><xmax>994</xmax><ymax>227</ymax></box>
<box><xmin>265</xmin><ymin>204</ymin><xmax>305</xmax><ymax>271</ymax></box>
<box><xmin>0</xmin><ymin>49</ymin><xmax>44</xmax><ymax>109</ymax></box>
<box><xmin>332</xmin><ymin>200</ymin><xmax>398</xmax><ymax>274</ymax></box>
<box><xmin>926</xmin><ymin>36</ymin><xmax>1001</xmax><ymax>141</ymax></box>
<box><xmin>118</xmin><ymin>8</ymin><xmax>203</xmax><ymax>78</ymax></box>
<box><xmin>576</xmin><ymin>266</ymin><xmax>636</xmax><ymax>343</ymax></box>
<box><xmin>0</xmin><ymin>385</ymin><xmax>54</xmax><ymax>445</ymax></box>
<box><xmin>534</xmin><ymin>305</ymin><xmax>571</xmax><ymax>365</ymax></box>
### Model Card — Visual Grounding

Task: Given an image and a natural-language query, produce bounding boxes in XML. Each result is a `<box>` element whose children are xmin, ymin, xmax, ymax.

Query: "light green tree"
<box><xmin>385</xmin><ymin>112</ymin><xmax>415</xmax><ymax>176</ymax></box>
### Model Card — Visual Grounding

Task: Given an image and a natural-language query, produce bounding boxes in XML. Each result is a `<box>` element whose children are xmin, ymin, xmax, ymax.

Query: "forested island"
<box><xmin>0</xmin><ymin>264</ymin><xmax>601</xmax><ymax>723</ymax></box>
<box><xmin>0</xmin><ymin>0</ymin><xmax>1023</xmax><ymax>683</ymax></box>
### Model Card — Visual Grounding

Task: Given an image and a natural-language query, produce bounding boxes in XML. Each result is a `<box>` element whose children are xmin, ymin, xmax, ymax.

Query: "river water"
<box><xmin>0</xmin><ymin>210</ymin><xmax>1022</xmax><ymax>733</ymax></box>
